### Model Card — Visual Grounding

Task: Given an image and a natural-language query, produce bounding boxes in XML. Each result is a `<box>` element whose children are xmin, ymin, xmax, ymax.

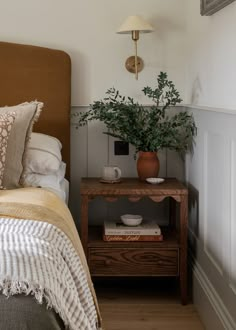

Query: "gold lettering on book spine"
<box><xmin>105</xmin><ymin>235</ymin><xmax>141</xmax><ymax>241</ymax></box>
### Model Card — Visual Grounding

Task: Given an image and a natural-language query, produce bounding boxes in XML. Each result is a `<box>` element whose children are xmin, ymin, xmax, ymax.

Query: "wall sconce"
<box><xmin>117</xmin><ymin>15</ymin><xmax>154</xmax><ymax>80</ymax></box>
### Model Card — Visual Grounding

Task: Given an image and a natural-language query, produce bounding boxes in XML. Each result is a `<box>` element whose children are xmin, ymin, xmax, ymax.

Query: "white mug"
<box><xmin>102</xmin><ymin>165</ymin><xmax>122</xmax><ymax>181</ymax></box>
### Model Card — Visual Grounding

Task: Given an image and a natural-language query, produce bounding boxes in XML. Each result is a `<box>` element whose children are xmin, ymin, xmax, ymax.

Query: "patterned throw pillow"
<box><xmin>0</xmin><ymin>113</ymin><xmax>15</xmax><ymax>189</ymax></box>
<box><xmin>0</xmin><ymin>101</ymin><xmax>43</xmax><ymax>188</ymax></box>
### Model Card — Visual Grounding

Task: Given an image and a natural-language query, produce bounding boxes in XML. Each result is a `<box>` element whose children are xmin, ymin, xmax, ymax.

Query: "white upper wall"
<box><xmin>3</xmin><ymin>0</ymin><xmax>235</xmax><ymax>110</ymax></box>
<box><xmin>0</xmin><ymin>0</ymin><xmax>186</xmax><ymax>106</ymax></box>
<box><xmin>185</xmin><ymin>0</ymin><xmax>236</xmax><ymax>110</ymax></box>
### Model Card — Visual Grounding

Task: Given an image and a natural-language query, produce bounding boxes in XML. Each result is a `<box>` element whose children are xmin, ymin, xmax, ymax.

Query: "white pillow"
<box><xmin>23</xmin><ymin>161</ymin><xmax>66</xmax><ymax>191</ymax></box>
<box><xmin>24</xmin><ymin>132</ymin><xmax>62</xmax><ymax>175</ymax></box>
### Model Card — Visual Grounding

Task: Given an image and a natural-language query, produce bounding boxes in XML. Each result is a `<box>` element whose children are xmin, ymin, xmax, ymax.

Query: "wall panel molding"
<box><xmin>229</xmin><ymin>139</ymin><xmax>236</xmax><ymax>293</ymax></box>
<box><xmin>190</xmin><ymin>251</ymin><xmax>236</xmax><ymax>330</ymax></box>
<box><xmin>184</xmin><ymin>104</ymin><xmax>236</xmax><ymax>115</ymax></box>
<box><xmin>204</xmin><ymin>130</ymin><xmax>226</xmax><ymax>276</ymax></box>
<box><xmin>186</xmin><ymin>105</ymin><xmax>236</xmax><ymax>326</ymax></box>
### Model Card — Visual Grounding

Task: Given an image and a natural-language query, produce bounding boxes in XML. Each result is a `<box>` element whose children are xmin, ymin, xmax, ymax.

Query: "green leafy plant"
<box><xmin>74</xmin><ymin>72</ymin><xmax>197</xmax><ymax>156</ymax></box>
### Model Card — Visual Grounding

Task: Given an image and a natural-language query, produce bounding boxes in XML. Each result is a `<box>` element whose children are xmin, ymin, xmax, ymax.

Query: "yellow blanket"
<box><xmin>0</xmin><ymin>187</ymin><xmax>102</xmax><ymax>328</ymax></box>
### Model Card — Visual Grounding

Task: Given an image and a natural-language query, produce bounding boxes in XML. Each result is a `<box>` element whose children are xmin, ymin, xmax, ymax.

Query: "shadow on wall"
<box><xmin>187</xmin><ymin>182</ymin><xmax>199</xmax><ymax>299</ymax></box>
<box><xmin>191</xmin><ymin>77</ymin><xmax>202</xmax><ymax>105</ymax></box>
<box><xmin>187</xmin><ymin>182</ymin><xmax>199</xmax><ymax>258</ymax></box>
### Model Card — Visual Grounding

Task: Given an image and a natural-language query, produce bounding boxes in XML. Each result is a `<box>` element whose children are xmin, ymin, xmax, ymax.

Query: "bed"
<box><xmin>0</xmin><ymin>41</ymin><xmax>102</xmax><ymax>330</ymax></box>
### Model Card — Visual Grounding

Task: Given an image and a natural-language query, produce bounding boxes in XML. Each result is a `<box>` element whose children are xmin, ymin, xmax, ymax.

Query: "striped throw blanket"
<box><xmin>0</xmin><ymin>217</ymin><xmax>99</xmax><ymax>330</ymax></box>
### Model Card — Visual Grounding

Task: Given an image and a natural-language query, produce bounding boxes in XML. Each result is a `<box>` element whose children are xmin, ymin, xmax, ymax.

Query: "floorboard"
<box><xmin>94</xmin><ymin>277</ymin><xmax>205</xmax><ymax>330</ymax></box>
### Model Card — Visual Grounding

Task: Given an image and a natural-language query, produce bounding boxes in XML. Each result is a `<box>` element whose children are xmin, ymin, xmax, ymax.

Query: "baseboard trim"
<box><xmin>190</xmin><ymin>253</ymin><xmax>236</xmax><ymax>330</ymax></box>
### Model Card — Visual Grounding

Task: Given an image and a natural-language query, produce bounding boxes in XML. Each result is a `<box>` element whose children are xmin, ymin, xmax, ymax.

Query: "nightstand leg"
<box><xmin>169</xmin><ymin>197</ymin><xmax>176</xmax><ymax>229</ymax></box>
<box><xmin>179</xmin><ymin>194</ymin><xmax>188</xmax><ymax>304</ymax></box>
<box><xmin>80</xmin><ymin>195</ymin><xmax>89</xmax><ymax>258</ymax></box>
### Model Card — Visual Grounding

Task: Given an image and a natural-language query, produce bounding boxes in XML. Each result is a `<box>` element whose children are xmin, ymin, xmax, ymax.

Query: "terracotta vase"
<box><xmin>137</xmin><ymin>151</ymin><xmax>160</xmax><ymax>181</ymax></box>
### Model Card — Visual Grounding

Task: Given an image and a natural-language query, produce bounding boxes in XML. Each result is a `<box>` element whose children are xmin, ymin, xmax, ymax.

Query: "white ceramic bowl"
<box><xmin>120</xmin><ymin>214</ymin><xmax>143</xmax><ymax>226</ymax></box>
<box><xmin>146</xmin><ymin>177</ymin><xmax>165</xmax><ymax>184</ymax></box>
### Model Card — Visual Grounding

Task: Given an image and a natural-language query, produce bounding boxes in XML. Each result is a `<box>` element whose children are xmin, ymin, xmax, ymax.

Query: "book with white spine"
<box><xmin>104</xmin><ymin>220</ymin><xmax>161</xmax><ymax>236</ymax></box>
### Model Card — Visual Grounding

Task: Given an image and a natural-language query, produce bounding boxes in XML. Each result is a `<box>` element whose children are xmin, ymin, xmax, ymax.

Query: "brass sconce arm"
<box><xmin>117</xmin><ymin>15</ymin><xmax>154</xmax><ymax>80</ymax></box>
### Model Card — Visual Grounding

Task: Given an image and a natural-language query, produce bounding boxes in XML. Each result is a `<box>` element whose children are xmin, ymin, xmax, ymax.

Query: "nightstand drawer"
<box><xmin>88</xmin><ymin>247</ymin><xmax>179</xmax><ymax>276</ymax></box>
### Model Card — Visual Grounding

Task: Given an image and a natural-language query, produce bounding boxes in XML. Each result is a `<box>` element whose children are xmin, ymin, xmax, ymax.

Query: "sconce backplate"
<box><xmin>125</xmin><ymin>56</ymin><xmax>144</xmax><ymax>74</ymax></box>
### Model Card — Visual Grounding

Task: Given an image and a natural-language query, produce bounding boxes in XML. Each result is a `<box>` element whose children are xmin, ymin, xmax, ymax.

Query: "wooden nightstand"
<box><xmin>80</xmin><ymin>177</ymin><xmax>188</xmax><ymax>304</ymax></box>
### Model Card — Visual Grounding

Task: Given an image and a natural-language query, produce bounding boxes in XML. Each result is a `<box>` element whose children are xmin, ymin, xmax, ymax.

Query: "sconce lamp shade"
<box><xmin>117</xmin><ymin>15</ymin><xmax>154</xmax><ymax>34</ymax></box>
<box><xmin>117</xmin><ymin>15</ymin><xmax>154</xmax><ymax>80</ymax></box>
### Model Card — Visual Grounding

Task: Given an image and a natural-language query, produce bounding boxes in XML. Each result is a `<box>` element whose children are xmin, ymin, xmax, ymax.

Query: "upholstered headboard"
<box><xmin>0</xmin><ymin>41</ymin><xmax>71</xmax><ymax>178</ymax></box>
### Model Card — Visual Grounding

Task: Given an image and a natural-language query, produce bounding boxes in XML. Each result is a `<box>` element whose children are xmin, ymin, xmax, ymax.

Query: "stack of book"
<box><xmin>103</xmin><ymin>220</ymin><xmax>163</xmax><ymax>242</ymax></box>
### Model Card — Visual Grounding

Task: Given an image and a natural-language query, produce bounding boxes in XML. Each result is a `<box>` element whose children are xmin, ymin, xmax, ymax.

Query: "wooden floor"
<box><xmin>94</xmin><ymin>278</ymin><xmax>205</xmax><ymax>330</ymax></box>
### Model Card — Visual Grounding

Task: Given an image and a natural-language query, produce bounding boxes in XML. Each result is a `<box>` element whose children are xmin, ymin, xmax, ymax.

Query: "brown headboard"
<box><xmin>0</xmin><ymin>41</ymin><xmax>71</xmax><ymax>178</ymax></box>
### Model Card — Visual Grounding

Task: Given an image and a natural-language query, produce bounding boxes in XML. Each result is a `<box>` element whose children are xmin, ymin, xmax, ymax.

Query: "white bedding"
<box><xmin>42</xmin><ymin>179</ymin><xmax>70</xmax><ymax>205</ymax></box>
<box><xmin>63</xmin><ymin>178</ymin><xmax>69</xmax><ymax>204</ymax></box>
<box><xmin>44</xmin><ymin>178</ymin><xmax>69</xmax><ymax>204</ymax></box>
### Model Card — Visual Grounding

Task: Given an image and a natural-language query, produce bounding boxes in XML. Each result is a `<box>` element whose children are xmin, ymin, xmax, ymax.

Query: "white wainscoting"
<box><xmin>230</xmin><ymin>139</ymin><xmax>236</xmax><ymax>295</ymax></box>
<box><xmin>70</xmin><ymin>106</ymin><xmax>185</xmax><ymax>227</ymax></box>
<box><xmin>186</xmin><ymin>106</ymin><xmax>236</xmax><ymax>329</ymax></box>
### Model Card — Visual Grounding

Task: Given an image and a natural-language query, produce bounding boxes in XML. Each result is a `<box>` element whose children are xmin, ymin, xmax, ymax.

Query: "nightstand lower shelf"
<box><xmin>88</xmin><ymin>226</ymin><xmax>180</xmax><ymax>277</ymax></box>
